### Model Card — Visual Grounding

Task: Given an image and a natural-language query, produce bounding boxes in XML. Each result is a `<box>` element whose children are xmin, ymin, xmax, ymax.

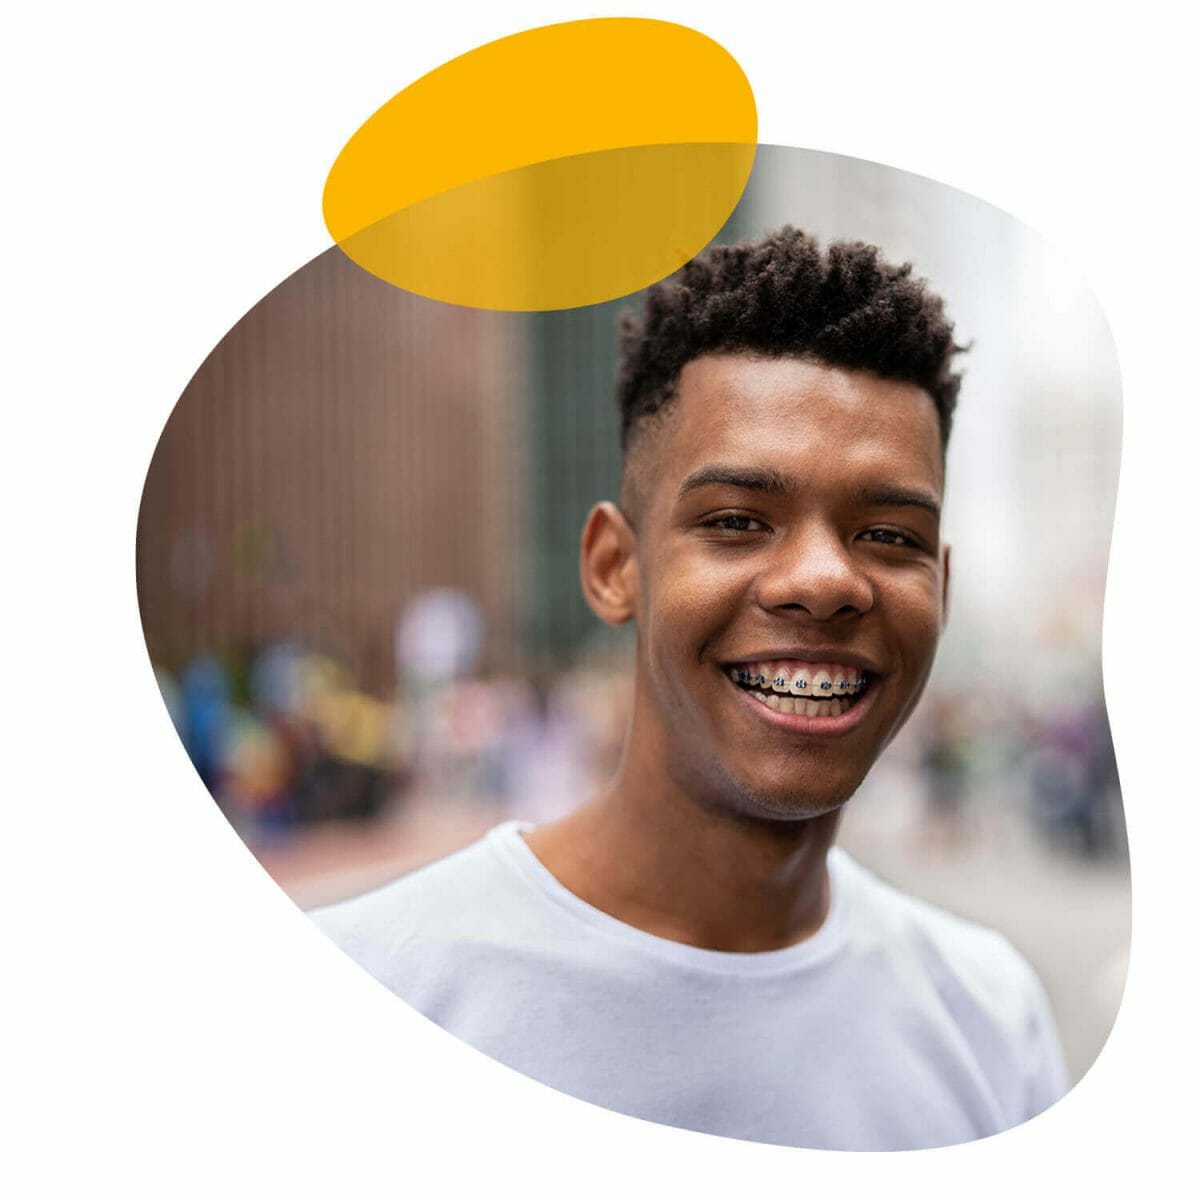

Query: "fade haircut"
<box><xmin>614</xmin><ymin>227</ymin><xmax>965</xmax><ymax>511</ymax></box>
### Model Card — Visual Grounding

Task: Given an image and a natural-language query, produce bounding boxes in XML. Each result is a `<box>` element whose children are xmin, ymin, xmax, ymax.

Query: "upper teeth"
<box><xmin>729</xmin><ymin>662</ymin><xmax>866</xmax><ymax>695</ymax></box>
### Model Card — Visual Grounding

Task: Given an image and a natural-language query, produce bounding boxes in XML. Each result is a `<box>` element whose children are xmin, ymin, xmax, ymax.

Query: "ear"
<box><xmin>940</xmin><ymin>542</ymin><xmax>952</xmax><ymax>629</ymax></box>
<box><xmin>580</xmin><ymin>501</ymin><xmax>638</xmax><ymax>626</ymax></box>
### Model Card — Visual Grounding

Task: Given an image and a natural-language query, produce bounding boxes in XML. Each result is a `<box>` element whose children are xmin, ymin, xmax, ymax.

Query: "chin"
<box><xmin>719</xmin><ymin>767</ymin><xmax>862</xmax><ymax>825</ymax></box>
<box><xmin>664</xmin><ymin>737</ymin><xmax>866</xmax><ymax>826</ymax></box>
<box><xmin>741</xmin><ymin>791</ymin><xmax>851</xmax><ymax>824</ymax></box>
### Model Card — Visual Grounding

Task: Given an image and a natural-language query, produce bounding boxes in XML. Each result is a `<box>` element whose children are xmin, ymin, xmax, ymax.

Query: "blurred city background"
<box><xmin>137</xmin><ymin>147</ymin><xmax>1126</xmax><ymax>1084</ymax></box>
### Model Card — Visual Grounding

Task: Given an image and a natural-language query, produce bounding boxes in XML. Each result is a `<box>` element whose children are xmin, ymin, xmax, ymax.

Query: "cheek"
<box><xmin>642</xmin><ymin>554</ymin><xmax>744</xmax><ymax>671</ymax></box>
<box><xmin>884</xmin><ymin>574</ymin><xmax>945</xmax><ymax>669</ymax></box>
<box><xmin>645</xmin><ymin>581</ymin><xmax>705</xmax><ymax>674</ymax></box>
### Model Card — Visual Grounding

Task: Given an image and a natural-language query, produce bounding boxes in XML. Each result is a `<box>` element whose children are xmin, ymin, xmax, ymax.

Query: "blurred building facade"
<box><xmin>137</xmin><ymin>250</ymin><xmax>529</xmax><ymax>692</ymax></box>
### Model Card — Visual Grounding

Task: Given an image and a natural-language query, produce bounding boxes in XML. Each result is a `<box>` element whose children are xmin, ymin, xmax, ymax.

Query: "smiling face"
<box><xmin>598</xmin><ymin>353</ymin><xmax>949</xmax><ymax>822</ymax></box>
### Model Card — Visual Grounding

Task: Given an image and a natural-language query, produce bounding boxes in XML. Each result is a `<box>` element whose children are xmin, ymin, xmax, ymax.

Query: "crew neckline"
<box><xmin>486</xmin><ymin>819</ymin><xmax>850</xmax><ymax>976</ymax></box>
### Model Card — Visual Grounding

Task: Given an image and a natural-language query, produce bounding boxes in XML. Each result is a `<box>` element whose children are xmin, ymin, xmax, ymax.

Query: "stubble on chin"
<box><xmin>659</xmin><ymin>731</ymin><xmax>858</xmax><ymax>830</ymax></box>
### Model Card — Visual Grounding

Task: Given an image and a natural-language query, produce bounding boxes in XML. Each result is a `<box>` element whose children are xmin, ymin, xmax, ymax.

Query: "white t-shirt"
<box><xmin>310</xmin><ymin>820</ymin><xmax>1068</xmax><ymax>1150</ymax></box>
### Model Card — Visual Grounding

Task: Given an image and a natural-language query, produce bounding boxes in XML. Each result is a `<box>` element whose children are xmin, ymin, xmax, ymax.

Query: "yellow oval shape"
<box><xmin>323</xmin><ymin>18</ymin><xmax>757</xmax><ymax>310</ymax></box>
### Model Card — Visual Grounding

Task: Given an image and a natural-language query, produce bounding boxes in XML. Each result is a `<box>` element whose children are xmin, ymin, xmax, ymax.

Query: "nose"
<box><xmin>755</xmin><ymin>523</ymin><xmax>874</xmax><ymax>620</ymax></box>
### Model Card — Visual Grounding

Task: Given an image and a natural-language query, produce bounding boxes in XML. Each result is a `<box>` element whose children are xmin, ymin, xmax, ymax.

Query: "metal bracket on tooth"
<box><xmin>735</xmin><ymin>669</ymin><xmax>867</xmax><ymax>692</ymax></box>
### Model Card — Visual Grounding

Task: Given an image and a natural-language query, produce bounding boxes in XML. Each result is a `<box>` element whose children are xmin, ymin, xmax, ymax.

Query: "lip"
<box><xmin>723</xmin><ymin>666</ymin><xmax>882</xmax><ymax>737</ymax></box>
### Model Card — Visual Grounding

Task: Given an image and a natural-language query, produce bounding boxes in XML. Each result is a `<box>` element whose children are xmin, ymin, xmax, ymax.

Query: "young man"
<box><xmin>312</xmin><ymin>228</ymin><xmax>1069</xmax><ymax>1150</ymax></box>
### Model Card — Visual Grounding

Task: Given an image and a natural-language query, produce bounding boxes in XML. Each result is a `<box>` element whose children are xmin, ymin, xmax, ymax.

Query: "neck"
<box><xmin>522</xmin><ymin>761</ymin><xmax>841</xmax><ymax>954</ymax></box>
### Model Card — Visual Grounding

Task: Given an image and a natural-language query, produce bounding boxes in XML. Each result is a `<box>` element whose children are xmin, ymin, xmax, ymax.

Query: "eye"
<box><xmin>701</xmin><ymin>513</ymin><xmax>768</xmax><ymax>534</ymax></box>
<box><xmin>859</xmin><ymin>527</ymin><xmax>921</xmax><ymax>549</ymax></box>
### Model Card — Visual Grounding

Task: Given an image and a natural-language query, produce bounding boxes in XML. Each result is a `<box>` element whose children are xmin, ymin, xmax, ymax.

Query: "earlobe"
<box><xmin>580</xmin><ymin>501</ymin><xmax>637</xmax><ymax>626</ymax></box>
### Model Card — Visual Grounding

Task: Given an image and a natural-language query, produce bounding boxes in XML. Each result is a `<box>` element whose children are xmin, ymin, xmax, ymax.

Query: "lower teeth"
<box><xmin>743</xmin><ymin>688</ymin><xmax>859</xmax><ymax>717</ymax></box>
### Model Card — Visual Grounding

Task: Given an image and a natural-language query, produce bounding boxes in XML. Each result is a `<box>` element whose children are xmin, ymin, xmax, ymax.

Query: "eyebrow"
<box><xmin>675</xmin><ymin>465</ymin><xmax>941</xmax><ymax>520</ymax></box>
<box><xmin>854</xmin><ymin>485</ymin><xmax>942</xmax><ymax>521</ymax></box>
<box><xmin>676</xmin><ymin>465</ymin><xmax>797</xmax><ymax>502</ymax></box>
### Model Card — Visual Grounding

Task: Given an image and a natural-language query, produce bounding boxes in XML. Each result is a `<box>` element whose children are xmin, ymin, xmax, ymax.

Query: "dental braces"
<box><xmin>732</xmin><ymin>669</ymin><xmax>868</xmax><ymax>693</ymax></box>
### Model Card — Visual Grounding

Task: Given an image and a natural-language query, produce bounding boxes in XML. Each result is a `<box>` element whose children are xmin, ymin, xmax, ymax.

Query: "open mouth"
<box><xmin>726</xmin><ymin>660</ymin><xmax>874</xmax><ymax>719</ymax></box>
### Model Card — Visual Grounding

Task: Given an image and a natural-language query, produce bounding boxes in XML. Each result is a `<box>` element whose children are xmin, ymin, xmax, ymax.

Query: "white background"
<box><xmin>4</xmin><ymin>2</ymin><xmax>1194</xmax><ymax>1194</ymax></box>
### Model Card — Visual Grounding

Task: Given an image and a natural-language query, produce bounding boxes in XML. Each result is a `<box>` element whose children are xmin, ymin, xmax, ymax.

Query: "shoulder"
<box><xmin>832</xmin><ymin>850</ymin><xmax>1069</xmax><ymax>1120</ymax></box>
<box><xmin>306</xmin><ymin>820</ymin><xmax>585</xmax><ymax>1018</ymax></box>
<box><xmin>307</xmin><ymin>823</ymin><xmax>521</xmax><ymax>967</ymax></box>
<box><xmin>832</xmin><ymin>849</ymin><xmax>1049</xmax><ymax>1030</ymax></box>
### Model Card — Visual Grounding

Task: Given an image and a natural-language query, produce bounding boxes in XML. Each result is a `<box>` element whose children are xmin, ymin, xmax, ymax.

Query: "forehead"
<box><xmin>655</xmin><ymin>353</ymin><xmax>944</xmax><ymax>501</ymax></box>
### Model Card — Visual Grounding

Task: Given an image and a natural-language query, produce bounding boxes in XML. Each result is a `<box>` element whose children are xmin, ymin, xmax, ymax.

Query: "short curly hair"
<box><xmin>616</xmin><ymin>227</ymin><xmax>965</xmax><ymax>458</ymax></box>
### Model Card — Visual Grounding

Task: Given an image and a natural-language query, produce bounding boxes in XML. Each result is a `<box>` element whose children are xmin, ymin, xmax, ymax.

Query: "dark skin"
<box><xmin>525</xmin><ymin>353</ymin><xmax>950</xmax><ymax>953</ymax></box>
